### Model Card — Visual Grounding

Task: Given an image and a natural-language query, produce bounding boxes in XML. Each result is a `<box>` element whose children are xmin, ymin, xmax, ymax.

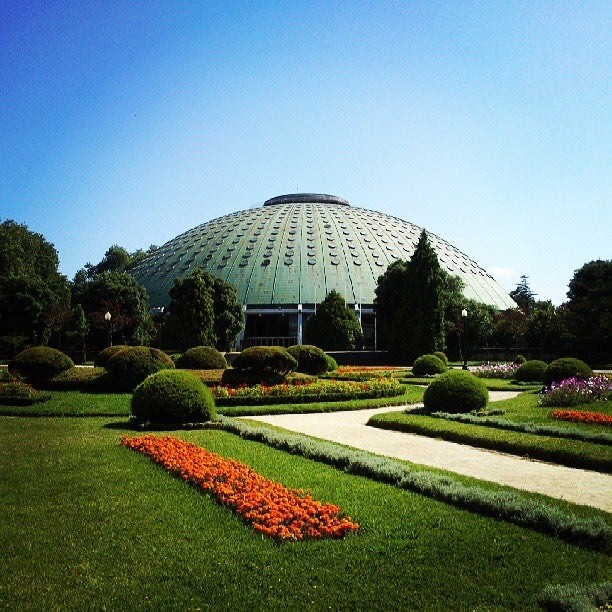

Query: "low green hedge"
<box><xmin>538</xmin><ymin>581</ymin><xmax>611</xmax><ymax>611</ymax></box>
<box><xmin>213</xmin><ymin>379</ymin><xmax>406</xmax><ymax>406</ymax></box>
<box><xmin>132</xmin><ymin>370</ymin><xmax>216</xmax><ymax>424</ymax></box>
<box><xmin>9</xmin><ymin>346</ymin><xmax>74</xmax><ymax>383</ymax></box>
<box><xmin>426</xmin><ymin>411</ymin><xmax>612</xmax><ymax>445</ymax></box>
<box><xmin>544</xmin><ymin>358</ymin><xmax>593</xmax><ymax>387</ymax></box>
<box><xmin>174</xmin><ymin>346</ymin><xmax>228</xmax><ymax>370</ymax></box>
<box><xmin>219</xmin><ymin>417</ymin><xmax>612</xmax><ymax>553</ymax></box>
<box><xmin>367</xmin><ymin>411</ymin><xmax>612</xmax><ymax>473</ymax></box>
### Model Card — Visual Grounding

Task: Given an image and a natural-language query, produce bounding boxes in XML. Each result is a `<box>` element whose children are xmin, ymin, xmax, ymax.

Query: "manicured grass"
<box><xmin>368</xmin><ymin>392</ymin><xmax>612</xmax><ymax>472</ymax></box>
<box><xmin>0</xmin><ymin>390</ymin><xmax>131</xmax><ymax>417</ymax></box>
<box><xmin>0</xmin><ymin>416</ymin><xmax>609</xmax><ymax>609</ymax></box>
<box><xmin>0</xmin><ymin>387</ymin><xmax>424</xmax><ymax>418</ymax></box>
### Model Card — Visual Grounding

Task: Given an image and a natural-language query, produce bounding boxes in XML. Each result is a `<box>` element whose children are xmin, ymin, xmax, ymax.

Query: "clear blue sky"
<box><xmin>1</xmin><ymin>1</ymin><xmax>609</xmax><ymax>305</ymax></box>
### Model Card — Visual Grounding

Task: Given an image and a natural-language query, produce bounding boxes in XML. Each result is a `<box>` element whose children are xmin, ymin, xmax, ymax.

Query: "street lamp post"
<box><xmin>104</xmin><ymin>311</ymin><xmax>113</xmax><ymax>347</ymax></box>
<box><xmin>461</xmin><ymin>308</ymin><xmax>468</xmax><ymax>370</ymax></box>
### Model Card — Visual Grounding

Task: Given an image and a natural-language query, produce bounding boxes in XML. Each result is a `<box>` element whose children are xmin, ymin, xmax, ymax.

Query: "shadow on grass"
<box><xmin>103</xmin><ymin>420</ymin><xmax>224</xmax><ymax>432</ymax></box>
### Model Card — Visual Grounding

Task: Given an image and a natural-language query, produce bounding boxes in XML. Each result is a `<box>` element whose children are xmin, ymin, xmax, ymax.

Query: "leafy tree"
<box><xmin>446</xmin><ymin>299</ymin><xmax>496</xmax><ymax>359</ymax></box>
<box><xmin>161</xmin><ymin>269</ymin><xmax>244</xmax><ymax>351</ymax></box>
<box><xmin>374</xmin><ymin>259</ymin><xmax>407</xmax><ymax>350</ymax></box>
<box><xmin>0</xmin><ymin>220</ymin><xmax>71</xmax><ymax>345</ymax></box>
<box><xmin>211</xmin><ymin>276</ymin><xmax>244</xmax><ymax>351</ymax></box>
<box><xmin>163</xmin><ymin>270</ymin><xmax>215</xmax><ymax>350</ymax></box>
<box><xmin>492</xmin><ymin>308</ymin><xmax>529</xmax><ymax>349</ymax></box>
<box><xmin>525</xmin><ymin>300</ymin><xmax>565</xmax><ymax>350</ymax></box>
<box><xmin>69</xmin><ymin>304</ymin><xmax>90</xmax><ymax>363</ymax></box>
<box><xmin>76</xmin><ymin>244</ymin><xmax>158</xmax><ymax>280</ymax></box>
<box><xmin>304</xmin><ymin>290</ymin><xmax>363</xmax><ymax>350</ymax></box>
<box><xmin>375</xmin><ymin>230</ymin><xmax>446</xmax><ymax>361</ymax></box>
<box><xmin>510</xmin><ymin>275</ymin><xmax>536</xmax><ymax>313</ymax></box>
<box><xmin>0</xmin><ymin>220</ymin><xmax>60</xmax><ymax>281</ymax></box>
<box><xmin>73</xmin><ymin>271</ymin><xmax>153</xmax><ymax>347</ymax></box>
<box><xmin>564</xmin><ymin>260</ymin><xmax>611</xmax><ymax>355</ymax></box>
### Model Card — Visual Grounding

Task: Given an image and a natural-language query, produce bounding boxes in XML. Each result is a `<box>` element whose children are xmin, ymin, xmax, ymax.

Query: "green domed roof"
<box><xmin>130</xmin><ymin>194</ymin><xmax>515</xmax><ymax>310</ymax></box>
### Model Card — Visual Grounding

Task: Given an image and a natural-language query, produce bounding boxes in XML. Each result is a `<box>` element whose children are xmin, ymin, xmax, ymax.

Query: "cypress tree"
<box><xmin>382</xmin><ymin>230</ymin><xmax>446</xmax><ymax>361</ymax></box>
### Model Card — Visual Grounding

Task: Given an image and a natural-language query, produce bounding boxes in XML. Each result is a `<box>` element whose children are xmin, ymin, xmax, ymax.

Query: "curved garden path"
<box><xmin>246</xmin><ymin>392</ymin><xmax>612</xmax><ymax>512</ymax></box>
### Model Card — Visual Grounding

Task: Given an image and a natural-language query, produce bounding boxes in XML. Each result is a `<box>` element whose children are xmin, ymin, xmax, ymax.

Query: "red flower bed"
<box><xmin>552</xmin><ymin>409</ymin><xmax>612</xmax><ymax>426</ymax></box>
<box><xmin>121</xmin><ymin>435</ymin><xmax>360</xmax><ymax>541</ymax></box>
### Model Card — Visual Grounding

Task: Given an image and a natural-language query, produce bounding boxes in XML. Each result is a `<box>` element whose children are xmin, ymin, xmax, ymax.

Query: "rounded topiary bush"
<box><xmin>412</xmin><ymin>354</ymin><xmax>447</xmax><ymax>377</ymax></box>
<box><xmin>433</xmin><ymin>351</ymin><xmax>449</xmax><ymax>367</ymax></box>
<box><xmin>131</xmin><ymin>370</ymin><xmax>216</xmax><ymax>424</ymax></box>
<box><xmin>9</xmin><ymin>346</ymin><xmax>74</xmax><ymax>383</ymax></box>
<box><xmin>231</xmin><ymin>346</ymin><xmax>297</xmax><ymax>384</ymax></box>
<box><xmin>94</xmin><ymin>345</ymin><xmax>130</xmax><ymax>369</ymax></box>
<box><xmin>287</xmin><ymin>344</ymin><xmax>329</xmax><ymax>375</ymax></box>
<box><xmin>175</xmin><ymin>346</ymin><xmax>228</xmax><ymax>370</ymax></box>
<box><xmin>325</xmin><ymin>353</ymin><xmax>339</xmax><ymax>372</ymax></box>
<box><xmin>513</xmin><ymin>354</ymin><xmax>527</xmax><ymax>365</ymax></box>
<box><xmin>106</xmin><ymin>346</ymin><xmax>174</xmax><ymax>389</ymax></box>
<box><xmin>423</xmin><ymin>370</ymin><xmax>489</xmax><ymax>413</ymax></box>
<box><xmin>543</xmin><ymin>358</ymin><xmax>593</xmax><ymax>388</ymax></box>
<box><xmin>514</xmin><ymin>360</ymin><xmax>547</xmax><ymax>383</ymax></box>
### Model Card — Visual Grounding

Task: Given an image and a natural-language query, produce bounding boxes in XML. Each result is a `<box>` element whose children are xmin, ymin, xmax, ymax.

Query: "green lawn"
<box><xmin>0</xmin><ymin>386</ymin><xmax>425</xmax><ymax>418</ymax></box>
<box><xmin>1</xmin><ymin>415</ymin><xmax>610</xmax><ymax>609</ymax></box>
<box><xmin>402</xmin><ymin>376</ymin><xmax>541</xmax><ymax>391</ymax></box>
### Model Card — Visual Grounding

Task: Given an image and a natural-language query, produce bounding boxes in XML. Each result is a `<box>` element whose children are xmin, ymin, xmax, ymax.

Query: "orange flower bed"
<box><xmin>552</xmin><ymin>409</ymin><xmax>612</xmax><ymax>426</ymax></box>
<box><xmin>121</xmin><ymin>435</ymin><xmax>359</xmax><ymax>541</ymax></box>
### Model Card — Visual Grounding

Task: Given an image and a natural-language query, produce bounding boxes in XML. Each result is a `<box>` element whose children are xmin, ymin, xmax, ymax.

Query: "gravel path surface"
<box><xmin>247</xmin><ymin>391</ymin><xmax>612</xmax><ymax>512</ymax></box>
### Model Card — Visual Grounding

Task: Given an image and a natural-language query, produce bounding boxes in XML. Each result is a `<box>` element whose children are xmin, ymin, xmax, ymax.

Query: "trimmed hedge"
<box><xmin>325</xmin><ymin>354</ymin><xmax>339</xmax><ymax>372</ymax></box>
<box><xmin>107</xmin><ymin>346</ymin><xmax>174</xmax><ymax>389</ymax></box>
<box><xmin>433</xmin><ymin>351</ymin><xmax>449</xmax><ymax>367</ymax></box>
<box><xmin>543</xmin><ymin>358</ymin><xmax>593</xmax><ymax>388</ymax></box>
<box><xmin>9</xmin><ymin>347</ymin><xmax>74</xmax><ymax>383</ymax></box>
<box><xmin>94</xmin><ymin>345</ymin><xmax>130</xmax><ymax>369</ymax></box>
<box><xmin>287</xmin><ymin>345</ymin><xmax>328</xmax><ymax>375</ymax></box>
<box><xmin>538</xmin><ymin>582</ymin><xmax>611</xmax><ymax>611</ymax></box>
<box><xmin>514</xmin><ymin>360</ymin><xmax>547</xmax><ymax>383</ymax></box>
<box><xmin>131</xmin><ymin>370</ymin><xmax>216</xmax><ymax>424</ymax></box>
<box><xmin>423</xmin><ymin>370</ymin><xmax>488</xmax><ymax>413</ymax></box>
<box><xmin>231</xmin><ymin>346</ymin><xmax>297</xmax><ymax>384</ymax></box>
<box><xmin>412</xmin><ymin>354</ymin><xmax>446</xmax><ymax>376</ymax></box>
<box><xmin>175</xmin><ymin>346</ymin><xmax>228</xmax><ymax>370</ymax></box>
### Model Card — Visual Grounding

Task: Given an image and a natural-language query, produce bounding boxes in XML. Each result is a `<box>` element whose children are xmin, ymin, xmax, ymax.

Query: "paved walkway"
<box><xmin>247</xmin><ymin>392</ymin><xmax>612</xmax><ymax>512</ymax></box>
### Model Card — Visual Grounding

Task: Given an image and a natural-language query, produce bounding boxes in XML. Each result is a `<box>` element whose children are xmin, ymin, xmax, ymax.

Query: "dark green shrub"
<box><xmin>170</xmin><ymin>353</ymin><xmax>182</xmax><ymax>363</ymax></box>
<box><xmin>287</xmin><ymin>345</ymin><xmax>328</xmax><ymax>375</ymax></box>
<box><xmin>433</xmin><ymin>351</ymin><xmax>449</xmax><ymax>367</ymax></box>
<box><xmin>513</xmin><ymin>354</ymin><xmax>527</xmax><ymax>365</ymax></box>
<box><xmin>412</xmin><ymin>354</ymin><xmax>446</xmax><ymax>377</ymax></box>
<box><xmin>131</xmin><ymin>370</ymin><xmax>216</xmax><ymax>423</ymax></box>
<box><xmin>514</xmin><ymin>360</ymin><xmax>547</xmax><ymax>383</ymax></box>
<box><xmin>94</xmin><ymin>345</ymin><xmax>130</xmax><ymax>369</ymax></box>
<box><xmin>325</xmin><ymin>354</ymin><xmax>339</xmax><ymax>372</ymax></box>
<box><xmin>175</xmin><ymin>346</ymin><xmax>228</xmax><ymax>370</ymax></box>
<box><xmin>107</xmin><ymin>346</ymin><xmax>174</xmax><ymax>389</ymax></box>
<box><xmin>9</xmin><ymin>346</ymin><xmax>74</xmax><ymax>383</ymax></box>
<box><xmin>423</xmin><ymin>370</ymin><xmax>489</xmax><ymax>413</ymax></box>
<box><xmin>543</xmin><ymin>357</ymin><xmax>593</xmax><ymax>388</ymax></box>
<box><xmin>231</xmin><ymin>346</ymin><xmax>297</xmax><ymax>384</ymax></box>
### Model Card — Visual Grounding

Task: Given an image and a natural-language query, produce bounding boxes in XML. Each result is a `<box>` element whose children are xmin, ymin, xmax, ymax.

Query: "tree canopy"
<box><xmin>162</xmin><ymin>269</ymin><xmax>243</xmax><ymax>351</ymax></box>
<box><xmin>564</xmin><ymin>259</ymin><xmax>611</xmax><ymax>355</ymax></box>
<box><xmin>72</xmin><ymin>271</ymin><xmax>153</xmax><ymax>346</ymax></box>
<box><xmin>0</xmin><ymin>220</ymin><xmax>71</xmax><ymax>344</ymax></box>
<box><xmin>77</xmin><ymin>244</ymin><xmax>158</xmax><ymax>280</ymax></box>
<box><xmin>375</xmin><ymin>230</ymin><xmax>449</xmax><ymax>361</ymax></box>
<box><xmin>303</xmin><ymin>290</ymin><xmax>363</xmax><ymax>350</ymax></box>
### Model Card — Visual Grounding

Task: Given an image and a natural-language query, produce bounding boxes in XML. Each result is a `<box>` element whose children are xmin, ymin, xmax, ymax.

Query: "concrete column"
<box><xmin>297</xmin><ymin>304</ymin><xmax>303</xmax><ymax>345</ymax></box>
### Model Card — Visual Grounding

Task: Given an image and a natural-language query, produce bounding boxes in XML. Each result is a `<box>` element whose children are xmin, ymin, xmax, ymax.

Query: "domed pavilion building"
<box><xmin>130</xmin><ymin>193</ymin><xmax>515</xmax><ymax>349</ymax></box>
